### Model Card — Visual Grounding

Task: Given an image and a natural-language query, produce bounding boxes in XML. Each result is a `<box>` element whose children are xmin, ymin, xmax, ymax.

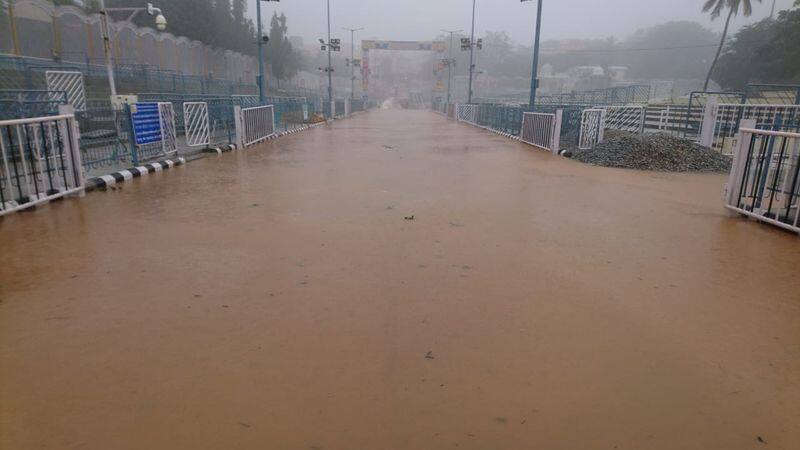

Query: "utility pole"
<box><xmin>256</xmin><ymin>0</ymin><xmax>280</xmax><ymax>103</ymax></box>
<box><xmin>327</xmin><ymin>0</ymin><xmax>333</xmax><ymax>105</ymax></box>
<box><xmin>770</xmin><ymin>0</ymin><xmax>777</xmax><ymax>19</ymax></box>
<box><xmin>99</xmin><ymin>0</ymin><xmax>117</xmax><ymax>97</ymax></box>
<box><xmin>343</xmin><ymin>27</ymin><xmax>364</xmax><ymax>100</ymax></box>
<box><xmin>441</xmin><ymin>29</ymin><xmax>462</xmax><ymax>106</ymax></box>
<box><xmin>467</xmin><ymin>0</ymin><xmax>477</xmax><ymax>104</ymax></box>
<box><xmin>522</xmin><ymin>0</ymin><xmax>543</xmax><ymax>111</ymax></box>
<box><xmin>318</xmin><ymin>4</ymin><xmax>340</xmax><ymax>116</ymax></box>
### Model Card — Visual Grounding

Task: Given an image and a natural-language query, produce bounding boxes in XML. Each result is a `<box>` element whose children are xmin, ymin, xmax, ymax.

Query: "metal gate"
<box><xmin>45</xmin><ymin>71</ymin><xmax>87</xmax><ymax>112</ymax></box>
<box><xmin>725</xmin><ymin>121</ymin><xmax>800</xmax><ymax>233</ymax></box>
<box><xmin>158</xmin><ymin>102</ymin><xmax>178</xmax><ymax>156</ymax></box>
<box><xmin>579</xmin><ymin>108</ymin><xmax>606</xmax><ymax>150</ymax></box>
<box><xmin>602</xmin><ymin>105</ymin><xmax>645</xmax><ymax>133</ymax></box>
<box><xmin>0</xmin><ymin>113</ymin><xmax>85</xmax><ymax>216</ymax></box>
<box><xmin>457</xmin><ymin>104</ymin><xmax>478</xmax><ymax>124</ymax></box>
<box><xmin>520</xmin><ymin>111</ymin><xmax>563</xmax><ymax>153</ymax></box>
<box><xmin>183</xmin><ymin>102</ymin><xmax>210</xmax><ymax>147</ymax></box>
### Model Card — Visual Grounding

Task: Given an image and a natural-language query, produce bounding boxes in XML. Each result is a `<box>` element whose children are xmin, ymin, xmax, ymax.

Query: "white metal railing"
<box><xmin>45</xmin><ymin>70</ymin><xmax>87</xmax><ymax>112</ymax></box>
<box><xmin>700</xmin><ymin>101</ymin><xmax>800</xmax><ymax>154</ymax></box>
<box><xmin>579</xmin><ymin>108</ymin><xmax>606</xmax><ymax>150</ymax></box>
<box><xmin>602</xmin><ymin>105</ymin><xmax>645</xmax><ymax>133</ymax></box>
<box><xmin>725</xmin><ymin>123</ymin><xmax>800</xmax><ymax>234</ymax></box>
<box><xmin>158</xmin><ymin>102</ymin><xmax>178</xmax><ymax>157</ymax></box>
<box><xmin>183</xmin><ymin>102</ymin><xmax>210</xmax><ymax>147</ymax></box>
<box><xmin>235</xmin><ymin>105</ymin><xmax>275</xmax><ymax>148</ymax></box>
<box><xmin>0</xmin><ymin>114</ymin><xmax>85</xmax><ymax>216</ymax></box>
<box><xmin>456</xmin><ymin>103</ymin><xmax>478</xmax><ymax>124</ymax></box>
<box><xmin>520</xmin><ymin>111</ymin><xmax>562</xmax><ymax>154</ymax></box>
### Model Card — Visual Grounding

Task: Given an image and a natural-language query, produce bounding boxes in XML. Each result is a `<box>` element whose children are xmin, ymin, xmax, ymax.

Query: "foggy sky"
<box><xmin>249</xmin><ymin>0</ymin><xmax>793</xmax><ymax>46</ymax></box>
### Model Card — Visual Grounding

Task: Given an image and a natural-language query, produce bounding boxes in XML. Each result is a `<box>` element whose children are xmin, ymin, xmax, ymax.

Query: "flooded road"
<box><xmin>1</xmin><ymin>109</ymin><xmax>798</xmax><ymax>450</ymax></box>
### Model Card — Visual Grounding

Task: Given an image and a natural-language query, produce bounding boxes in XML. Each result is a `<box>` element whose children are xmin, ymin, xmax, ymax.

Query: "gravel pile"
<box><xmin>571</xmin><ymin>130</ymin><xmax>731</xmax><ymax>172</ymax></box>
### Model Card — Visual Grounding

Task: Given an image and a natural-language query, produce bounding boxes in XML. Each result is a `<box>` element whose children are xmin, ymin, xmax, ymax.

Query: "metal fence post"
<box><xmin>233</xmin><ymin>105</ymin><xmax>243</xmax><ymax>148</ymax></box>
<box><xmin>638</xmin><ymin>106</ymin><xmax>646</xmax><ymax>134</ymax></box>
<box><xmin>725</xmin><ymin>119</ymin><xmax>756</xmax><ymax>208</ymax></box>
<box><xmin>552</xmin><ymin>109</ymin><xmax>563</xmax><ymax>154</ymax></box>
<box><xmin>123</xmin><ymin>103</ymin><xmax>139</xmax><ymax>166</ymax></box>
<box><xmin>699</xmin><ymin>96</ymin><xmax>719</xmax><ymax>148</ymax></box>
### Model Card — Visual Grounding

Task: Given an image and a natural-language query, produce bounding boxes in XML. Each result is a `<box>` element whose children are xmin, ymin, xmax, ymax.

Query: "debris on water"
<box><xmin>404</xmin><ymin>215</ymin><xmax>415</xmax><ymax>221</ymax></box>
<box><xmin>449</xmin><ymin>222</ymin><xmax>465</xmax><ymax>227</ymax></box>
<box><xmin>571</xmin><ymin>130</ymin><xmax>731</xmax><ymax>172</ymax></box>
<box><xmin>238</xmin><ymin>422</ymin><xmax>251</xmax><ymax>428</ymax></box>
<box><xmin>757</xmin><ymin>436</ymin><xmax>766</xmax><ymax>444</ymax></box>
<box><xmin>494</xmin><ymin>417</ymin><xmax>508</xmax><ymax>424</ymax></box>
<box><xmin>425</xmin><ymin>351</ymin><xmax>435</xmax><ymax>359</ymax></box>
<box><xmin>383</xmin><ymin>145</ymin><xmax>394</xmax><ymax>150</ymax></box>
<box><xmin>222</xmin><ymin>305</ymin><xmax>229</xmax><ymax>308</ymax></box>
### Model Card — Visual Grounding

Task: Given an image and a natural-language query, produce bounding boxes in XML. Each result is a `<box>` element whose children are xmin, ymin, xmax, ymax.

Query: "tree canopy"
<box><xmin>713</xmin><ymin>0</ymin><xmax>800</xmax><ymax>89</ymax></box>
<box><xmin>266</xmin><ymin>12</ymin><xmax>302</xmax><ymax>84</ymax></box>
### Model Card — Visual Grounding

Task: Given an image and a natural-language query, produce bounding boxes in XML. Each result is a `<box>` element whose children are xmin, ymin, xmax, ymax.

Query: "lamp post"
<box><xmin>256</xmin><ymin>0</ymin><xmax>280</xmax><ymax>103</ymax></box>
<box><xmin>342</xmin><ymin>27</ymin><xmax>364</xmax><ymax>100</ymax></box>
<box><xmin>99</xmin><ymin>1</ymin><xmax>166</xmax><ymax>97</ymax></box>
<box><xmin>521</xmin><ymin>0</ymin><xmax>543</xmax><ymax>111</ymax></box>
<box><xmin>467</xmin><ymin>0</ymin><xmax>477</xmax><ymax>104</ymax></box>
<box><xmin>318</xmin><ymin>1</ymin><xmax>340</xmax><ymax>114</ymax></box>
<box><xmin>441</xmin><ymin>29</ymin><xmax>462</xmax><ymax>107</ymax></box>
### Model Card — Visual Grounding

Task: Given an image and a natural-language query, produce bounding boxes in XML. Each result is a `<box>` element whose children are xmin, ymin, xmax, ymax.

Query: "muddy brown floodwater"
<box><xmin>1</xmin><ymin>109</ymin><xmax>799</xmax><ymax>450</ymax></box>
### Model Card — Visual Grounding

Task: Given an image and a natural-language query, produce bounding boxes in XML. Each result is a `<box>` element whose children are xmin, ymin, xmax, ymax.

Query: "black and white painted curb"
<box><xmin>86</xmin><ymin>157</ymin><xmax>186</xmax><ymax>191</ymax></box>
<box><xmin>264</xmin><ymin>121</ymin><xmax>331</xmax><ymax>142</ymax></box>
<box><xmin>203</xmin><ymin>143</ymin><xmax>239</xmax><ymax>154</ymax></box>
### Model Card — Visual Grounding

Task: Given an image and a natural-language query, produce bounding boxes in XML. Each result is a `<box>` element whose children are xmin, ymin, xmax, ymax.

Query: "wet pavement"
<box><xmin>1</xmin><ymin>109</ymin><xmax>798</xmax><ymax>450</ymax></box>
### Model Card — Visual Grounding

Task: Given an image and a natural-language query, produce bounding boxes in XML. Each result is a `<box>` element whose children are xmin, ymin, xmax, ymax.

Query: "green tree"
<box><xmin>266</xmin><ymin>12</ymin><xmax>300</xmax><ymax>85</ymax></box>
<box><xmin>702</xmin><ymin>0</ymin><xmax>763</xmax><ymax>90</ymax></box>
<box><xmin>714</xmin><ymin>0</ymin><xmax>800</xmax><ymax>88</ymax></box>
<box><xmin>623</xmin><ymin>21</ymin><xmax>718</xmax><ymax>79</ymax></box>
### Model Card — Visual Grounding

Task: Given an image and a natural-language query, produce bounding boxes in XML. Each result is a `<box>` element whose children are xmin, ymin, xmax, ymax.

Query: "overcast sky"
<box><xmin>249</xmin><ymin>0</ymin><xmax>794</xmax><ymax>46</ymax></box>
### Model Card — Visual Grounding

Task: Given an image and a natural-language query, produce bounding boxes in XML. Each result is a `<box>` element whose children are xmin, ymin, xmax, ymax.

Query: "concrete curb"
<box><xmin>266</xmin><ymin>121</ymin><xmax>330</xmax><ymax>141</ymax></box>
<box><xmin>86</xmin><ymin>157</ymin><xmax>186</xmax><ymax>191</ymax></box>
<box><xmin>203</xmin><ymin>143</ymin><xmax>239</xmax><ymax>155</ymax></box>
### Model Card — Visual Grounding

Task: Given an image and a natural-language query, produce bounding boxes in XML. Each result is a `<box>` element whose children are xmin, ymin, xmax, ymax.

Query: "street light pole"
<box><xmin>256</xmin><ymin>0</ymin><xmax>265</xmax><ymax>102</ymax></box>
<box><xmin>99</xmin><ymin>0</ymin><xmax>117</xmax><ymax>97</ymax></box>
<box><xmin>343</xmin><ymin>27</ymin><xmax>364</xmax><ymax>100</ymax></box>
<box><xmin>523</xmin><ymin>0</ymin><xmax>543</xmax><ymax>111</ymax></box>
<box><xmin>441</xmin><ymin>29</ymin><xmax>462</xmax><ymax>107</ymax></box>
<box><xmin>467</xmin><ymin>0</ymin><xmax>477</xmax><ymax>104</ymax></box>
<box><xmin>327</xmin><ymin>0</ymin><xmax>334</xmax><ymax>106</ymax></box>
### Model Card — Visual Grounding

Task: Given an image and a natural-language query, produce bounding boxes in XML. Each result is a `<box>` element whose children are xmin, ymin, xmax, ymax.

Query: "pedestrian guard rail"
<box><xmin>520</xmin><ymin>111</ymin><xmax>563</xmax><ymax>154</ymax></box>
<box><xmin>579</xmin><ymin>109</ymin><xmax>606</xmax><ymax>150</ymax></box>
<box><xmin>235</xmin><ymin>105</ymin><xmax>275</xmax><ymax>148</ymax></box>
<box><xmin>0</xmin><ymin>113</ymin><xmax>85</xmax><ymax>216</ymax></box>
<box><xmin>699</xmin><ymin>101</ymin><xmax>800</xmax><ymax>155</ymax></box>
<box><xmin>183</xmin><ymin>102</ymin><xmax>211</xmax><ymax>148</ymax></box>
<box><xmin>725</xmin><ymin>121</ymin><xmax>800</xmax><ymax>234</ymax></box>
